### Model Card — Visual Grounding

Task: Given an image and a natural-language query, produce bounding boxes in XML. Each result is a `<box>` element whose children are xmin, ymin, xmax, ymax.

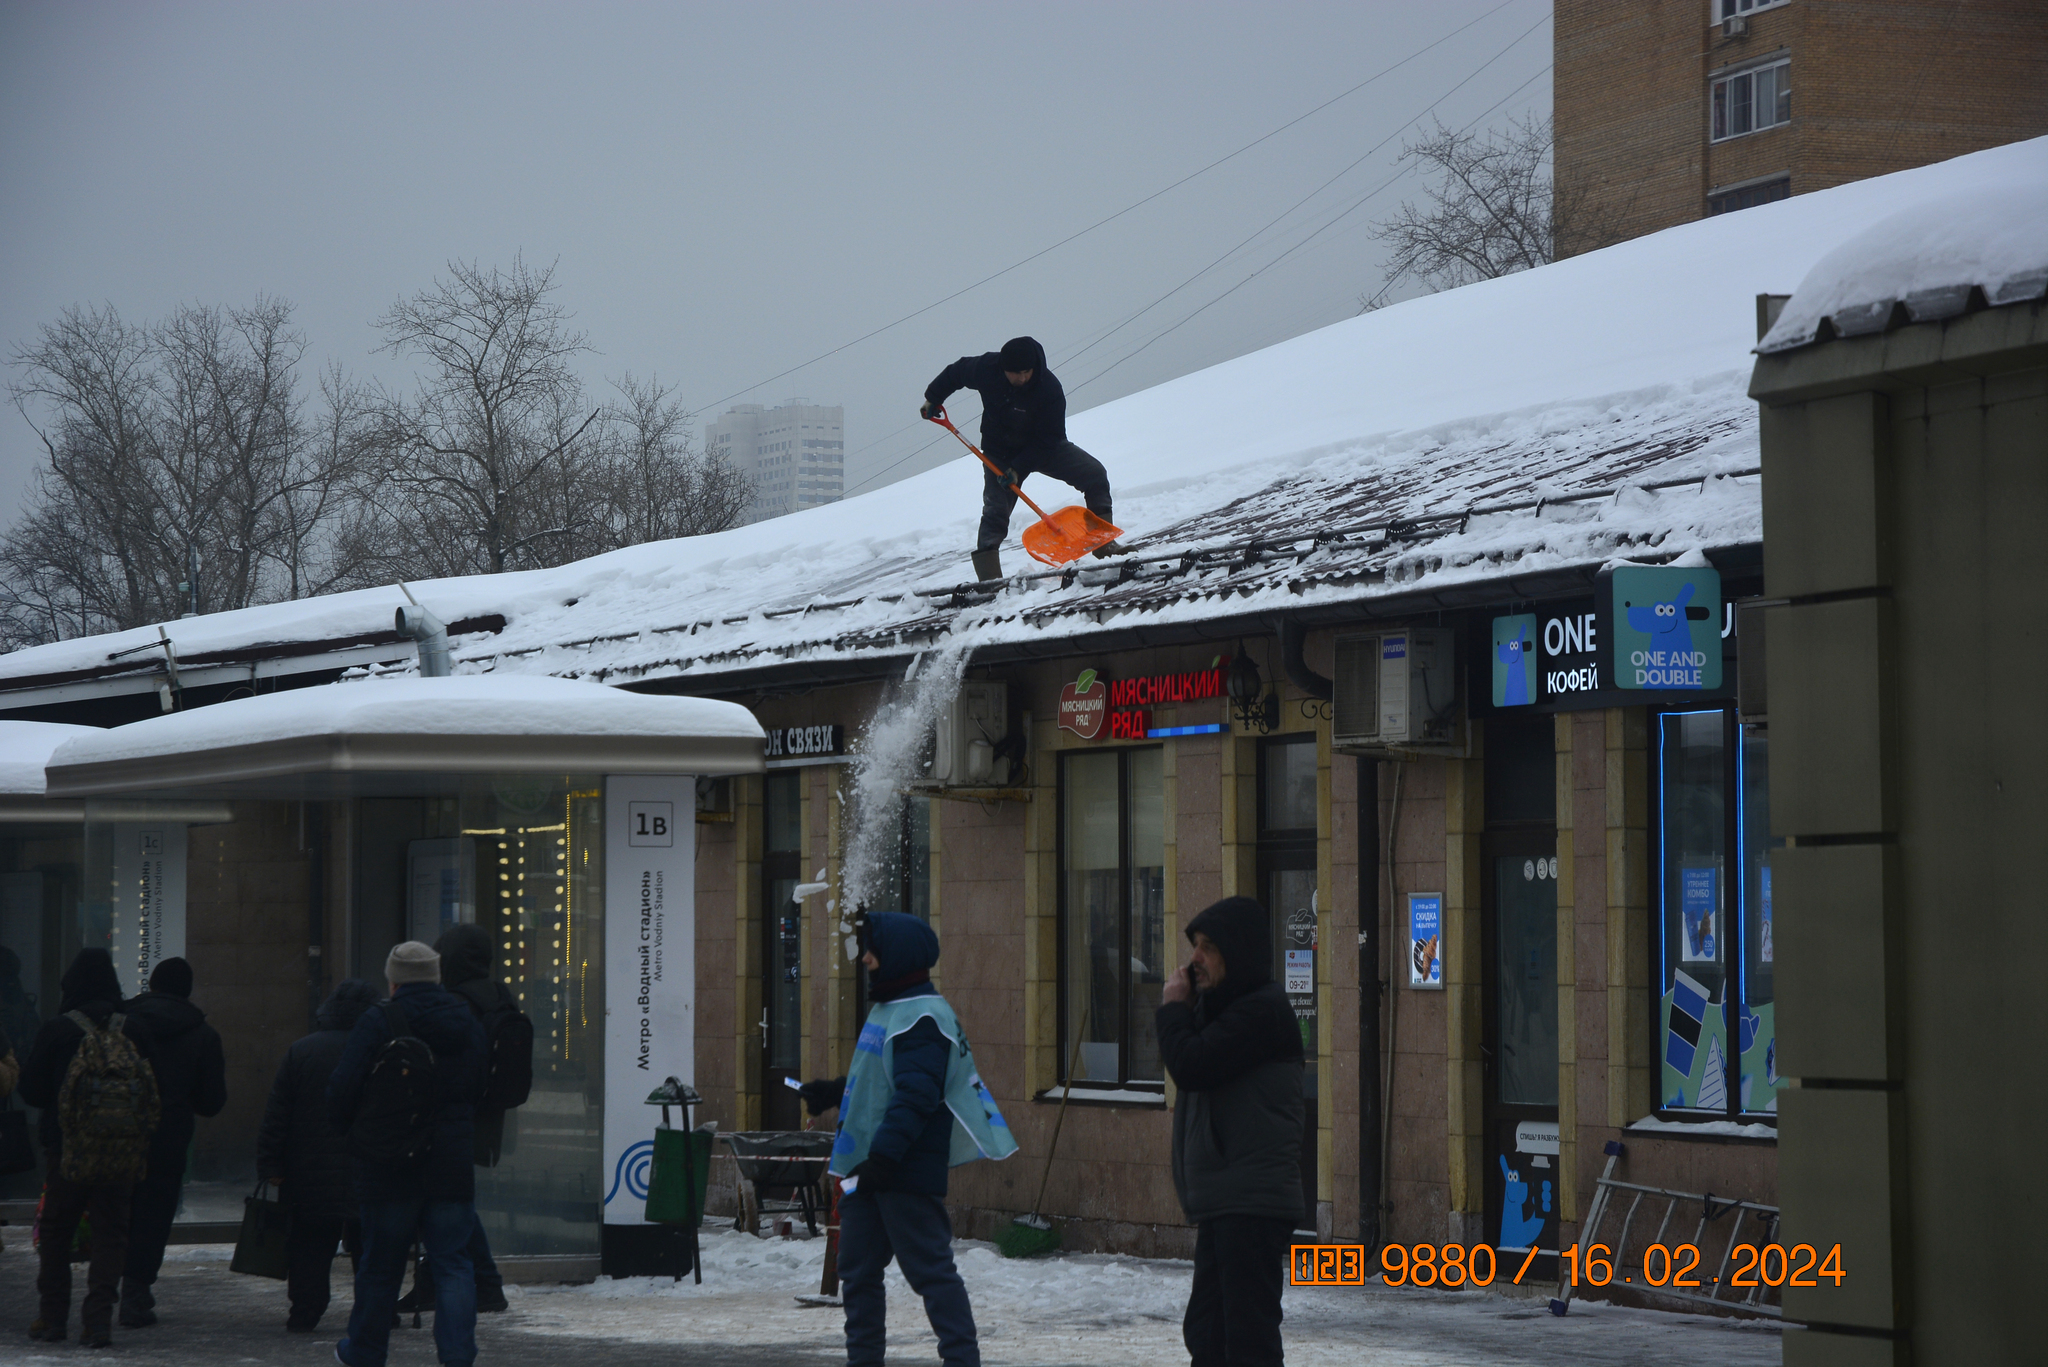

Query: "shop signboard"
<box><xmin>1598</xmin><ymin>564</ymin><xmax>1723</xmax><ymax>691</ymax></box>
<box><xmin>109</xmin><ymin>824</ymin><xmax>186</xmax><ymax>997</ymax></box>
<box><xmin>1407</xmin><ymin>893</ymin><xmax>1443</xmax><ymax>989</ymax></box>
<box><xmin>602</xmin><ymin>775</ymin><xmax>696</xmax><ymax>1231</ymax></box>
<box><xmin>1060</xmin><ymin>660</ymin><xmax>1231</xmax><ymax>740</ymax></box>
<box><xmin>764</xmin><ymin>724</ymin><xmax>845</xmax><ymax>759</ymax></box>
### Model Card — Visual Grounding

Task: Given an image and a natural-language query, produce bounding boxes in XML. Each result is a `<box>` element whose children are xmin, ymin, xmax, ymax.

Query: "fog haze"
<box><xmin>0</xmin><ymin>0</ymin><xmax>1552</xmax><ymax>515</ymax></box>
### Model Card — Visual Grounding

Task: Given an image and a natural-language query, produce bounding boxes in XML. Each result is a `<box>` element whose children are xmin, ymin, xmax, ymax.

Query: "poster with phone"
<box><xmin>1408</xmin><ymin>893</ymin><xmax>1442</xmax><ymax>989</ymax></box>
<box><xmin>1679</xmin><ymin>865</ymin><xmax>1717</xmax><ymax>962</ymax></box>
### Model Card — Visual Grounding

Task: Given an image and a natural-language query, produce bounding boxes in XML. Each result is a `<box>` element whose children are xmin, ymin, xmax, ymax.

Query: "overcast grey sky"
<box><xmin>0</xmin><ymin>0</ymin><xmax>1552</xmax><ymax>515</ymax></box>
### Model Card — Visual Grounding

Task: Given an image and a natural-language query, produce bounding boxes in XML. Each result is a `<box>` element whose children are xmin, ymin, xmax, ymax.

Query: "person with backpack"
<box><xmin>257</xmin><ymin>978</ymin><xmax>380</xmax><ymax>1332</ymax></box>
<box><xmin>17</xmin><ymin>948</ymin><xmax>160</xmax><ymax>1348</ymax></box>
<box><xmin>117</xmin><ymin>956</ymin><xmax>228</xmax><ymax>1328</ymax></box>
<box><xmin>392</xmin><ymin>924</ymin><xmax>532</xmax><ymax>1317</ymax></box>
<box><xmin>327</xmin><ymin>941</ymin><xmax>486</xmax><ymax>1367</ymax></box>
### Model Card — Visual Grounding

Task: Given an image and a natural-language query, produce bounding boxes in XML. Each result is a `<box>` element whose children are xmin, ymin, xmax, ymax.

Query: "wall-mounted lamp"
<box><xmin>1226</xmin><ymin>643</ymin><xmax>1280</xmax><ymax>734</ymax></box>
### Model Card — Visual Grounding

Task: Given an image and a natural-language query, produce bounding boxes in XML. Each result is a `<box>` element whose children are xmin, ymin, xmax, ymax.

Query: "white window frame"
<box><xmin>1717</xmin><ymin>0</ymin><xmax>1789</xmax><ymax>20</ymax></box>
<box><xmin>1710</xmin><ymin>56</ymin><xmax>1791</xmax><ymax>143</ymax></box>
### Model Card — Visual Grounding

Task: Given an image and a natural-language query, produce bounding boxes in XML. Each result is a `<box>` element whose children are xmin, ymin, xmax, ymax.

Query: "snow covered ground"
<box><xmin>524</xmin><ymin>1228</ymin><xmax>1784</xmax><ymax>1367</ymax></box>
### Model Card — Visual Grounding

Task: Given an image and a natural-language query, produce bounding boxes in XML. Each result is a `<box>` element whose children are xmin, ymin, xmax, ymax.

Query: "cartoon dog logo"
<box><xmin>1625</xmin><ymin>581</ymin><xmax>1710</xmax><ymax>641</ymax></box>
<box><xmin>1495</xmin><ymin>625</ymin><xmax>1535</xmax><ymax>706</ymax></box>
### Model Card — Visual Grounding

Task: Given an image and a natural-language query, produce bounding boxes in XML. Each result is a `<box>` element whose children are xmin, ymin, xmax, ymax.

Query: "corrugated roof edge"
<box><xmin>1756</xmin><ymin>275</ymin><xmax>2048</xmax><ymax>354</ymax></box>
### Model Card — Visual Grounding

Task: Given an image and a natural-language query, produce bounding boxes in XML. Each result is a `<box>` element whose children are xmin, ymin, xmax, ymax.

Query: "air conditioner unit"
<box><xmin>1332</xmin><ymin>628</ymin><xmax>1462</xmax><ymax>753</ymax></box>
<box><xmin>1722</xmin><ymin>15</ymin><xmax>1747</xmax><ymax>36</ymax></box>
<box><xmin>929</xmin><ymin>680</ymin><xmax>1009</xmax><ymax>785</ymax></box>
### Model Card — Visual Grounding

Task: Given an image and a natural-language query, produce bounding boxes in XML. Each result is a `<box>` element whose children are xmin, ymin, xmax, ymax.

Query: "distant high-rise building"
<box><xmin>705</xmin><ymin>400</ymin><xmax>845</xmax><ymax>525</ymax></box>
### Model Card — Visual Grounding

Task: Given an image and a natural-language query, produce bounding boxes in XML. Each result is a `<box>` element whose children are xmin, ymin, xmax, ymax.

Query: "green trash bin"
<box><xmin>644</xmin><ymin>1124</ymin><xmax>712</xmax><ymax>1227</ymax></box>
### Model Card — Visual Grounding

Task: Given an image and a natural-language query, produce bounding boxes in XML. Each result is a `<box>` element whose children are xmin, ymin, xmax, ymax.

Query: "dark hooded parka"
<box><xmin>18</xmin><ymin>949</ymin><xmax>157</xmax><ymax>1160</ymax></box>
<box><xmin>848</xmin><ymin>912</ymin><xmax>955</xmax><ymax>1196</ymax></box>
<box><xmin>924</xmin><ymin>336</ymin><xmax>1065</xmax><ymax>461</ymax></box>
<box><xmin>258</xmin><ymin>979</ymin><xmax>381</xmax><ymax>1220</ymax></box>
<box><xmin>121</xmin><ymin>957</ymin><xmax>227</xmax><ymax>1171</ymax></box>
<box><xmin>1155</xmin><ymin>896</ymin><xmax>1305</xmax><ymax>1224</ymax></box>
<box><xmin>434</xmin><ymin>922</ymin><xmax>521</xmax><ymax>1166</ymax></box>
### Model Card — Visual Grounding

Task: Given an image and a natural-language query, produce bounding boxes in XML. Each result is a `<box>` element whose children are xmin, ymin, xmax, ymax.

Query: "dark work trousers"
<box><xmin>838</xmin><ymin>1188</ymin><xmax>979</xmax><ymax>1367</ymax></box>
<box><xmin>36</xmin><ymin>1170</ymin><xmax>135</xmax><ymax>1332</ymax></box>
<box><xmin>976</xmin><ymin>440</ymin><xmax>1112</xmax><ymax>550</ymax></box>
<box><xmin>285</xmin><ymin>1211</ymin><xmax>362</xmax><ymax>1328</ymax></box>
<box><xmin>1183</xmin><ymin>1215</ymin><xmax>1294</xmax><ymax>1367</ymax></box>
<box><xmin>342</xmin><ymin>1197</ymin><xmax>476</xmax><ymax>1367</ymax></box>
<box><xmin>402</xmin><ymin>1211</ymin><xmax>501</xmax><ymax>1298</ymax></box>
<box><xmin>121</xmin><ymin>1148</ymin><xmax>186</xmax><ymax>1306</ymax></box>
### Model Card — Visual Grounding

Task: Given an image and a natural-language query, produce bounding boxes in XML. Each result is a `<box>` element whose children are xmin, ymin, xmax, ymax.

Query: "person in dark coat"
<box><xmin>257</xmin><ymin>978</ymin><xmax>379</xmax><ymax>1331</ymax></box>
<box><xmin>117</xmin><ymin>956</ymin><xmax>227</xmax><ymax>1327</ymax></box>
<box><xmin>1157</xmin><ymin>896</ymin><xmax>1305</xmax><ymax>1367</ymax></box>
<box><xmin>328</xmin><ymin>942</ymin><xmax>486</xmax><ymax>1367</ymax></box>
<box><xmin>18</xmin><ymin>948</ymin><xmax>158</xmax><ymax>1347</ymax></box>
<box><xmin>393</xmin><ymin>924</ymin><xmax>514</xmax><ymax>1315</ymax></box>
<box><xmin>798</xmin><ymin>911</ymin><xmax>983</xmax><ymax>1367</ymax></box>
<box><xmin>922</xmin><ymin>336</ymin><xmax>1121</xmax><ymax>580</ymax></box>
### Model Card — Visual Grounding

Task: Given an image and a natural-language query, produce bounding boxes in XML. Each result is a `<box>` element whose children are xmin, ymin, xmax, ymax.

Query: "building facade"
<box><xmin>1554</xmin><ymin>0</ymin><xmax>2048</xmax><ymax>248</ymax></box>
<box><xmin>704</xmin><ymin>400</ymin><xmax>845</xmax><ymax>524</ymax></box>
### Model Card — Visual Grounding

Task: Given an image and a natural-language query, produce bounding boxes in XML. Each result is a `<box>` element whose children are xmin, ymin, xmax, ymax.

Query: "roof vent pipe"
<box><xmin>1276</xmin><ymin>618</ymin><xmax>1334</xmax><ymax>702</ymax></box>
<box><xmin>395</xmin><ymin>585</ymin><xmax>451</xmax><ymax>678</ymax></box>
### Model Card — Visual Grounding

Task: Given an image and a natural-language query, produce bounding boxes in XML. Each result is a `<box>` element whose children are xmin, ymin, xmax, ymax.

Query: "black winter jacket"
<box><xmin>19</xmin><ymin>1003</ymin><xmax>156</xmax><ymax>1161</ymax></box>
<box><xmin>1157</xmin><ymin>896</ymin><xmax>1305</xmax><ymax>1224</ymax></box>
<box><xmin>326</xmin><ymin>982</ymin><xmax>486</xmax><ymax>1203</ymax></box>
<box><xmin>257</xmin><ymin>980</ymin><xmax>378</xmax><ymax>1218</ymax></box>
<box><xmin>924</xmin><ymin>338</ymin><xmax>1067</xmax><ymax>457</ymax></box>
<box><xmin>436</xmin><ymin>923</ymin><xmax>520</xmax><ymax>1167</ymax></box>
<box><xmin>121</xmin><ymin>990</ymin><xmax>227</xmax><ymax>1166</ymax></box>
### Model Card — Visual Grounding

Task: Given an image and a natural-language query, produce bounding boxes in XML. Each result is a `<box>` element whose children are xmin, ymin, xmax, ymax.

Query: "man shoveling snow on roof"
<box><xmin>922</xmin><ymin>336</ymin><xmax>1123</xmax><ymax>580</ymax></box>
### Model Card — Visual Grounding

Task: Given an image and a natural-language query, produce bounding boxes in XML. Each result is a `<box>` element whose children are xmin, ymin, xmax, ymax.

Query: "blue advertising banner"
<box><xmin>1679</xmin><ymin>865</ymin><xmax>1718</xmax><ymax>962</ymax></box>
<box><xmin>1408</xmin><ymin>893</ymin><xmax>1443</xmax><ymax>989</ymax></box>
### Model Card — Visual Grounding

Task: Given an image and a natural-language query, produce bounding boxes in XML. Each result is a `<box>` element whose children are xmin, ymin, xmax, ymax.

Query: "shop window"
<box><xmin>1060</xmin><ymin>746</ymin><xmax>1165</xmax><ymax>1089</ymax></box>
<box><xmin>1654</xmin><ymin>710</ymin><xmax>1781</xmax><ymax>1117</ymax></box>
<box><xmin>863</xmin><ymin>794</ymin><xmax>931</xmax><ymax>923</ymax></box>
<box><xmin>0</xmin><ymin>825</ymin><xmax>81</xmax><ymax>1199</ymax></box>
<box><xmin>764</xmin><ymin>772</ymin><xmax>803</xmax><ymax>1075</ymax></box>
<box><xmin>1258</xmin><ymin>733</ymin><xmax>1319</xmax><ymax>1228</ymax></box>
<box><xmin>1711</xmin><ymin>59</ymin><xmax>1791</xmax><ymax>142</ymax></box>
<box><xmin>1708</xmin><ymin>176</ymin><xmax>1791</xmax><ymax>216</ymax></box>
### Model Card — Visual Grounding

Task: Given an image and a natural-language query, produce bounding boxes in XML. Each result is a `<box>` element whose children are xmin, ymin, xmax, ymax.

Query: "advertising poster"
<box><xmin>1601</xmin><ymin>564</ymin><xmax>1723</xmax><ymax>691</ymax></box>
<box><xmin>406</xmin><ymin>837</ymin><xmax>476</xmax><ymax>944</ymax></box>
<box><xmin>1407</xmin><ymin>893</ymin><xmax>1443</xmax><ymax>989</ymax></box>
<box><xmin>602</xmin><ymin>775</ymin><xmax>696</xmax><ymax>1228</ymax></box>
<box><xmin>1284</xmin><ymin>949</ymin><xmax>1314</xmax><ymax>995</ymax></box>
<box><xmin>1491</xmin><ymin>614</ymin><xmax>1539</xmax><ymax>707</ymax></box>
<box><xmin>1759</xmin><ymin>864</ymin><xmax>1774</xmax><ymax>963</ymax></box>
<box><xmin>1679</xmin><ymin>865</ymin><xmax>1717</xmax><ymax>962</ymax></box>
<box><xmin>109</xmin><ymin>825</ymin><xmax>186</xmax><ymax>997</ymax></box>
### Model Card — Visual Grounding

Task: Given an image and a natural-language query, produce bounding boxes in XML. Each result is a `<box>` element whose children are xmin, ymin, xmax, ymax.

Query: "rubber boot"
<box><xmin>971</xmin><ymin>547</ymin><xmax>1003</xmax><ymax>581</ymax></box>
<box><xmin>1090</xmin><ymin>540</ymin><xmax>1130</xmax><ymax>558</ymax></box>
<box><xmin>118</xmin><ymin>1279</ymin><xmax>156</xmax><ymax>1328</ymax></box>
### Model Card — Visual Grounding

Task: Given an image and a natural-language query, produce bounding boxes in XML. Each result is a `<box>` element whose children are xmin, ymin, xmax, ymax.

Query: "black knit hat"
<box><xmin>149</xmin><ymin>956</ymin><xmax>194</xmax><ymax>998</ymax></box>
<box><xmin>999</xmin><ymin>336</ymin><xmax>1043</xmax><ymax>372</ymax></box>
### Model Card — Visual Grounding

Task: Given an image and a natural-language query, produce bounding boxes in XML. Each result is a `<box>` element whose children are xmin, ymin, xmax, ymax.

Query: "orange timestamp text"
<box><xmin>1560</xmin><ymin>1241</ymin><xmax>1845</xmax><ymax>1288</ymax></box>
<box><xmin>1292</xmin><ymin>1243</ymin><xmax>1547</xmax><ymax>1287</ymax></box>
<box><xmin>1291</xmin><ymin>1241</ymin><xmax>1847</xmax><ymax>1290</ymax></box>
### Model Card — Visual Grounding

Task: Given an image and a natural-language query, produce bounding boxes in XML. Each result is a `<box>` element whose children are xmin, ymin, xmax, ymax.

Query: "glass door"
<box><xmin>1480</xmin><ymin>716</ymin><xmax>1559</xmax><ymax>1260</ymax></box>
<box><xmin>762</xmin><ymin>771</ymin><xmax>803</xmax><ymax>1131</ymax></box>
<box><xmin>1258</xmin><ymin>734</ymin><xmax>1319</xmax><ymax>1231</ymax></box>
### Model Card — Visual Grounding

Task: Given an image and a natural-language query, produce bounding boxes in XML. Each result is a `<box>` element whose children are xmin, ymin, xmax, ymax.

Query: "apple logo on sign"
<box><xmin>1058</xmin><ymin>668</ymin><xmax>1107</xmax><ymax>740</ymax></box>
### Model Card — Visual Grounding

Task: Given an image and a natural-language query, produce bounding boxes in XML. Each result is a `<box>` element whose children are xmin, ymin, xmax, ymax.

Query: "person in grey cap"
<box><xmin>327</xmin><ymin>941</ymin><xmax>486</xmax><ymax>1367</ymax></box>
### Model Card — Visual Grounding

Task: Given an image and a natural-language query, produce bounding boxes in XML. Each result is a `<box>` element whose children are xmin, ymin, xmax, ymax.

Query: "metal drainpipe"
<box><xmin>1357</xmin><ymin>755</ymin><xmax>1382</xmax><ymax>1253</ymax></box>
<box><xmin>1276</xmin><ymin>617</ymin><xmax>1334</xmax><ymax>701</ymax></box>
<box><xmin>395</xmin><ymin>601</ymin><xmax>452</xmax><ymax>677</ymax></box>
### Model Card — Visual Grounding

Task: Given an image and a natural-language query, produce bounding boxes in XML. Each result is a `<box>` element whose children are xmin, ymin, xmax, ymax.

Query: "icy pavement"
<box><xmin>1</xmin><ymin>1230</ymin><xmax>1783</xmax><ymax>1365</ymax></box>
<box><xmin>539</xmin><ymin>1228</ymin><xmax>1783</xmax><ymax>1367</ymax></box>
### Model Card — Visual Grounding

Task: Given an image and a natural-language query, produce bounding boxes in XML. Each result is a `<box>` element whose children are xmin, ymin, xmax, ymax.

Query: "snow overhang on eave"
<box><xmin>43</xmin><ymin>675</ymin><xmax>764</xmax><ymax>800</ymax></box>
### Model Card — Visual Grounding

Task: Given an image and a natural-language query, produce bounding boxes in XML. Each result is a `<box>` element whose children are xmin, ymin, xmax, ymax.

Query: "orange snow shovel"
<box><xmin>926</xmin><ymin>410</ymin><xmax>1122</xmax><ymax>566</ymax></box>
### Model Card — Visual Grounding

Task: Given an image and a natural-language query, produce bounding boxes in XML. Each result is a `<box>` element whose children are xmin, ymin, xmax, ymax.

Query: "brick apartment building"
<box><xmin>1554</xmin><ymin>0</ymin><xmax>2048</xmax><ymax>250</ymax></box>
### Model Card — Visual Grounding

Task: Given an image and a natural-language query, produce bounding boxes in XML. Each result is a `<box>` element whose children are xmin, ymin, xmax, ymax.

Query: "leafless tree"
<box><xmin>364</xmin><ymin>257</ymin><xmax>603</xmax><ymax>576</ymax></box>
<box><xmin>1</xmin><ymin>299</ymin><xmax>369</xmax><ymax>645</ymax></box>
<box><xmin>1359</xmin><ymin>116</ymin><xmax>1632</xmax><ymax>311</ymax></box>
<box><xmin>598</xmin><ymin>373</ymin><xmax>752</xmax><ymax>546</ymax></box>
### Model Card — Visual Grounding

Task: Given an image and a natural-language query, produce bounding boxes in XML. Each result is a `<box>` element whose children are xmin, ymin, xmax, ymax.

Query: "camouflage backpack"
<box><xmin>57</xmin><ymin>1011</ymin><xmax>159</xmax><ymax>1184</ymax></box>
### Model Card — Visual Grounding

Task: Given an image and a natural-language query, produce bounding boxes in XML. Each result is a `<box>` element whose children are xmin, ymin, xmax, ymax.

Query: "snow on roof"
<box><xmin>0</xmin><ymin>721</ymin><xmax>102</xmax><ymax>796</ymax></box>
<box><xmin>5</xmin><ymin>136</ymin><xmax>2043</xmax><ymax>700</ymax></box>
<box><xmin>1759</xmin><ymin>143</ymin><xmax>2048</xmax><ymax>352</ymax></box>
<box><xmin>45</xmin><ymin>675</ymin><xmax>762</xmax><ymax>775</ymax></box>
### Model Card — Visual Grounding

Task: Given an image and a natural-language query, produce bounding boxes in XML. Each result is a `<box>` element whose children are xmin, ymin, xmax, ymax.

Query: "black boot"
<box><xmin>118</xmin><ymin>1280</ymin><xmax>156</xmax><ymax>1328</ymax></box>
<box><xmin>971</xmin><ymin>547</ymin><xmax>1002</xmax><ymax>581</ymax></box>
<box><xmin>476</xmin><ymin>1279</ymin><xmax>509</xmax><ymax>1313</ymax></box>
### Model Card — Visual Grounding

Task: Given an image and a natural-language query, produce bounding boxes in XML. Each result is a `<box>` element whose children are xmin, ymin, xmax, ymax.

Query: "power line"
<box><xmin>704</xmin><ymin>0</ymin><xmax>1534</xmax><ymax>417</ymax></box>
<box><xmin>1067</xmin><ymin>41</ymin><xmax>1553</xmax><ymax>397</ymax></box>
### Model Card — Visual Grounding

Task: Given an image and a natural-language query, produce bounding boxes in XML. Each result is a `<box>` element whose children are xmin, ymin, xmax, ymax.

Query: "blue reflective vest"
<box><xmin>829</xmin><ymin>995</ymin><xmax>1018</xmax><ymax>1177</ymax></box>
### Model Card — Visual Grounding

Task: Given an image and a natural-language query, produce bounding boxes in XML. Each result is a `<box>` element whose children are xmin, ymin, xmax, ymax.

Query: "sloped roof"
<box><xmin>3</xmin><ymin>136</ymin><xmax>2041</xmax><ymax>706</ymax></box>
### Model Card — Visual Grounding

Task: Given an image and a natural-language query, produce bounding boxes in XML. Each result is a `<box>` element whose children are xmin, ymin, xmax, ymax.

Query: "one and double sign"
<box><xmin>1490</xmin><ymin>564</ymin><xmax>1727</xmax><ymax>710</ymax></box>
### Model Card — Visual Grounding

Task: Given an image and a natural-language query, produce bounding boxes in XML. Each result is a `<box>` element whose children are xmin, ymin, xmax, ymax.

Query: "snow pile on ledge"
<box><xmin>45</xmin><ymin>674</ymin><xmax>762</xmax><ymax>769</ymax></box>
<box><xmin>1760</xmin><ymin>138</ymin><xmax>2048</xmax><ymax>351</ymax></box>
<box><xmin>0</xmin><ymin>721</ymin><xmax>102</xmax><ymax>795</ymax></box>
